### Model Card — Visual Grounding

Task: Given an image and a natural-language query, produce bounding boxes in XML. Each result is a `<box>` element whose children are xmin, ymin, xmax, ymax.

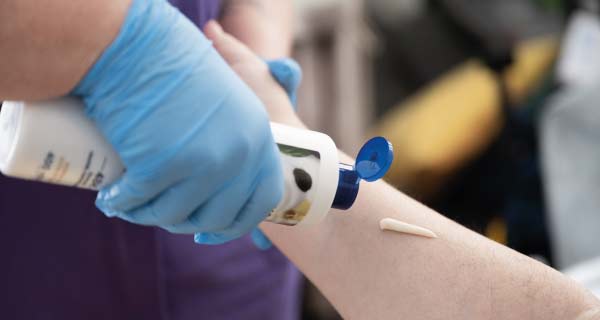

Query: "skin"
<box><xmin>204</xmin><ymin>21</ymin><xmax>600</xmax><ymax>320</ymax></box>
<box><xmin>0</xmin><ymin>0</ymin><xmax>131</xmax><ymax>100</ymax></box>
<box><xmin>220</xmin><ymin>0</ymin><xmax>293</xmax><ymax>58</ymax></box>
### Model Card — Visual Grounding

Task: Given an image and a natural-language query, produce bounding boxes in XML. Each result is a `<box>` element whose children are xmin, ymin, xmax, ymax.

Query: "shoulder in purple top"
<box><xmin>0</xmin><ymin>1</ymin><xmax>302</xmax><ymax>319</ymax></box>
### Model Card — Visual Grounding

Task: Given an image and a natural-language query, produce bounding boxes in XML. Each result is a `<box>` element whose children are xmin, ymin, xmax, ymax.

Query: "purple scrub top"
<box><xmin>0</xmin><ymin>1</ymin><xmax>302</xmax><ymax>319</ymax></box>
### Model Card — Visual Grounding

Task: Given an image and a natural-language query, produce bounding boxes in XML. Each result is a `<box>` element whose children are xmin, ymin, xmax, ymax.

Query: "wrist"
<box><xmin>71</xmin><ymin>0</ymin><xmax>210</xmax><ymax>115</ymax></box>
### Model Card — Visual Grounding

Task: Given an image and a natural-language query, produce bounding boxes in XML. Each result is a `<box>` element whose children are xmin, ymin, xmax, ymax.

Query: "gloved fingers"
<box><xmin>251</xmin><ymin>228</ymin><xmax>273</xmax><ymax>250</ymax></box>
<box><xmin>117</xmin><ymin>175</ymin><xmax>225</xmax><ymax>226</ymax></box>
<box><xmin>168</xmin><ymin>126</ymin><xmax>283</xmax><ymax>235</ymax></box>
<box><xmin>162</xmin><ymin>173</ymin><xmax>255</xmax><ymax>234</ymax></box>
<box><xmin>193</xmin><ymin>232</ymin><xmax>234</xmax><ymax>245</ymax></box>
<box><xmin>95</xmin><ymin>134</ymin><xmax>241</xmax><ymax>217</ymax></box>
<box><xmin>194</xmin><ymin>159</ymin><xmax>283</xmax><ymax>244</ymax></box>
<box><xmin>95</xmin><ymin>171</ymin><xmax>181</xmax><ymax>218</ymax></box>
<box><xmin>266</xmin><ymin>58</ymin><xmax>302</xmax><ymax>107</ymax></box>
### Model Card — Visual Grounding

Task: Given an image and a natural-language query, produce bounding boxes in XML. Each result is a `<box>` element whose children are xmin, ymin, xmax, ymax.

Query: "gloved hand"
<box><xmin>72</xmin><ymin>0</ymin><xmax>283</xmax><ymax>244</ymax></box>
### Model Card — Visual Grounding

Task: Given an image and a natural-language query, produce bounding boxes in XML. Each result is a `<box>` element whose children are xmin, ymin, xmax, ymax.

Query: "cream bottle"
<box><xmin>0</xmin><ymin>98</ymin><xmax>393</xmax><ymax>226</ymax></box>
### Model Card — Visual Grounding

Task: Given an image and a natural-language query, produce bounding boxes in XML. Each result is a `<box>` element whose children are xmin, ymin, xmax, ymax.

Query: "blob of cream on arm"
<box><xmin>379</xmin><ymin>218</ymin><xmax>438</xmax><ymax>238</ymax></box>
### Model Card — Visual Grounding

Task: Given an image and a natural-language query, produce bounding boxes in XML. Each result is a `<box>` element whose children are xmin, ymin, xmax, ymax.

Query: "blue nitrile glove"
<box><xmin>249</xmin><ymin>58</ymin><xmax>303</xmax><ymax>250</ymax></box>
<box><xmin>72</xmin><ymin>0</ymin><xmax>283</xmax><ymax>244</ymax></box>
<box><xmin>266</xmin><ymin>58</ymin><xmax>302</xmax><ymax>108</ymax></box>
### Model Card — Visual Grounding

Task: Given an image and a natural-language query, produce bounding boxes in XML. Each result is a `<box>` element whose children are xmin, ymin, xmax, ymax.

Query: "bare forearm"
<box><xmin>219</xmin><ymin>0</ymin><xmax>293</xmax><ymax>58</ymax></box>
<box><xmin>0</xmin><ymin>0</ymin><xmax>130</xmax><ymax>100</ymax></box>
<box><xmin>261</xmin><ymin>177</ymin><xmax>599</xmax><ymax>319</ymax></box>
<box><xmin>203</xmin><ymin>21</ymin><xmax>599</xmax><ymax>319</ymax></box>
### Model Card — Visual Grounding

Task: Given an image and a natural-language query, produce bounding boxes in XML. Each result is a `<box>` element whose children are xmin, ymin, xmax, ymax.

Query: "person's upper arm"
<box><xmin>0</xmin><ymin>0</ymin><xmax>130</xmax><ymax>100</ymax></box>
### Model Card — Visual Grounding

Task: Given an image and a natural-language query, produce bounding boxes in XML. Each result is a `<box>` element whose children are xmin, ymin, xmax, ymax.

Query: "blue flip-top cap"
<box><xmin>355</xmin><ymin>136</ymin><xmax>394</xmax><ymax>182</ymax></box>
<box><xmin>332</xmin><ymin>137</ymin><xmax>394</xmax><ymax>210</ymax></box>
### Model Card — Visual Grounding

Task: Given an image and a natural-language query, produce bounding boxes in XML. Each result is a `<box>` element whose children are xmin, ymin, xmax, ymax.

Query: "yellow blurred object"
<box><xmin>503</xmin><ymin>36</ymin><xmax>560</xmax><ymax>105</ymax></box>
<box><xmin>373</xmin><ymin>36</ymin><xmax>559</xmax><ymax>199</ymax></box>
<box><xmin>374</xmin><ymin>61</ymin><xmax>502</xmax><ymax>198</ymax></box>
<box><xmin>486</xmin><ymin>217</ymin><xmax>508</xmax><ymax>245</ymax></box>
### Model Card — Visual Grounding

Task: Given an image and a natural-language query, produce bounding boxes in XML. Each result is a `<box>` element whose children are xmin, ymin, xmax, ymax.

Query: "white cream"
<box><xmin>379</xmin><ymin>218</ymin><xmax>438</xmax><ymax>238</ymax></box>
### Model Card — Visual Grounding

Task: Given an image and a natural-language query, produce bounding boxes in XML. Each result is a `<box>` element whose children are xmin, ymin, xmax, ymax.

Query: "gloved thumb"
<box><xmin>251</xmin><ymin>228</ymin><xmax>273</xmax><ymax>250</ymax></box>
<box><xmin>266</xmin><ymin>58</ymin><xmax>302</xmax><ymax>108</ymax></box>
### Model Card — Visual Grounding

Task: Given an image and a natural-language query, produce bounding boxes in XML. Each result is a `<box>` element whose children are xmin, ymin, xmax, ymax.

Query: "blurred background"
<box><xmin>290</xmin><ymin>0</ymin><xmax>600</xmax><ymax>318</ymax></box>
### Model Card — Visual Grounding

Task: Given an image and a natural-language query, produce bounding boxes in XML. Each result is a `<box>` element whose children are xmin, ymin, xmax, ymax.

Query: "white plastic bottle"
<box><xmin>0</xmin><ymin>98</ymin><xmax>393</xmax><ymax>226</ymax></box>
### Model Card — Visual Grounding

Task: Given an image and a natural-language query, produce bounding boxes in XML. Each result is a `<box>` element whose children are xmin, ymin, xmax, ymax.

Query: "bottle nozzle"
<box><xmin>331</xmin><ymin>137</ymin><xmax>394</xmax><ymax>210</ymax></box>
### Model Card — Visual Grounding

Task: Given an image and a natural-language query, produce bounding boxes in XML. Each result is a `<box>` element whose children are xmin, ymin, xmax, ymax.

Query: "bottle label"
<box><xmin>266</xmin><ymin>143</ymin><xmax>321</xmax><ymax>226</ymax></box>
<box><xmin>33</xmin><ymin>149</ymin><xmax>118</xmax><ymax>190</ymax></box>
